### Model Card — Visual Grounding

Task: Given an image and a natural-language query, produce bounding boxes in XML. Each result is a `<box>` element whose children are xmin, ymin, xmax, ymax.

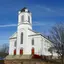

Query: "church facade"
<box><xmin>4</xmin><ymin>7</ymin><xmax>59</xmax><ymax>64</ymax></box>
<box><xmin>9</xmin><ymin>7</ymin><xmax>52</xmax><ymax>56</ymax></box>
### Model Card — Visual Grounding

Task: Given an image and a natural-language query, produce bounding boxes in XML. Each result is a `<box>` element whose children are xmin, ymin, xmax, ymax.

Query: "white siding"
<box><xmin>9</xmin><ymin>8</ymin><xmax>54</xmax><ymax>56</ymax></box>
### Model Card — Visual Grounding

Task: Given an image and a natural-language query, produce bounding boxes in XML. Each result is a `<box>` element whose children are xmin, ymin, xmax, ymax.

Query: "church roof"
<box><xmin>9</xmin><ymin>32</ymin><xmax>17</xmax><ymax>39</ymax></box>
<box><xmin>28</xmin><ymin>33</ymin><xmax>52</xmax><ymax>43</ymax></box>
<box><xmin>20</xmin><ymin>7</ymin><xmax>30</xmax><ymax>13</ymax></box>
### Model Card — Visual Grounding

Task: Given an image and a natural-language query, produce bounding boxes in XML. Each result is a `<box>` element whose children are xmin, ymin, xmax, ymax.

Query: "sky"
<box><xmin>0</xmin><ymin>0</ymin><xmax>64</xmax><ymax>45</ymax></box>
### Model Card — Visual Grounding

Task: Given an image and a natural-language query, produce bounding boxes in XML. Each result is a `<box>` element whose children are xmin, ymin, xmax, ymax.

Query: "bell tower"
<box><xmin>17</xmin><ymin>7</ymin><xmax>32</xmax><ymax>55</ymax></box>
<box><xmin>18</xmin><ymin>7</ymin><xmax>32</xmax><ymax>29</ymax></box>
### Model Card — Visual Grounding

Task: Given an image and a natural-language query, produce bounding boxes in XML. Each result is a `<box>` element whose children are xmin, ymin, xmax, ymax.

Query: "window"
<box><xmin>45</xmin><ymin>48</ymin><xmax>47</xmax><ymax>52</ymax></box>
<box><xmin>21</xmin><ymin>15</ymin><xmax>24</xmax><ymax>22</ymax></box>
<box><xmin>21</xmin><ymin>32</ymin><xmax>23</xmax><ymax>44</ymax></box>
<box><xmin>28</xmin><ymin>16</ymin><xmax>30</xmax><ymax>23</ymax></box>
<box><xmin>14</xmin><ymin>41</ymin><xmax>16</xmax><ymax>47</ymax></box>
<box><xmin>32</xmin><ymin>38</ymin><xmax>34</xmax><ymax>45</ymax></box>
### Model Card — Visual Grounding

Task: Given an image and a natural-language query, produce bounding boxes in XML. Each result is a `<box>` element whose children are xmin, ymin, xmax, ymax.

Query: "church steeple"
<box><xmin>18</xmin><ymin>7</ymin><xmax>32</xmax><ymax>26</ymax></box>
<box><xmin>17</xmin><ymin>7</ymin><xmax>32</xmax><ymax>55</ymax></box>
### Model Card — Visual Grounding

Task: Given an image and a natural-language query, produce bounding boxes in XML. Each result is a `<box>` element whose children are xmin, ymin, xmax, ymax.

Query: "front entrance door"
<box><xmin>20</xmin><ymin>49</ymin><xmax>23</xmax><ymax>55</ymax></box>
<box><xmin>32</xmin><ymin>48</ymin><xmax>34</xmax><ymax>54</ymax></box>
<box><xmin>14</xmin><ymin>49</ymin><xmax>16</xmax><ymax>55</ymax></box>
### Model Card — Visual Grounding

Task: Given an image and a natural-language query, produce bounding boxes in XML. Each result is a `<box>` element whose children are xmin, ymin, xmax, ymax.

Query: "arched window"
<box><xmin>20</xmin><ymin>48</ymin><xmax>23</xmax><ymax>55</ymax></box>
<box><xmin>21</xmin><ymin>15</ymin><xmax>24</xmax><ymax>22</ymax></box>
<box><xmin>32</xmin><ymin>38</ymin><xmax>34</xmax><ymax>45</ymax></box>
<box><xmin>28</xmin><ymin>16</ymin><xmax>30</xmax><ymax>23</ymax></box>
<box><xmin>14</xmin><ymin>41</ymin><xmax>16</xmax><ymax>47</ymax></box>
<box><xmin>21</xmin><ymin>32</ymin><xmax>23</xmax><ymax>44</ymax></box>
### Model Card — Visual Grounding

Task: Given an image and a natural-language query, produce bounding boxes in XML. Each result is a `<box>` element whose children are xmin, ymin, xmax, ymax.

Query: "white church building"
<box><xmin>9</xmin><ymin>7</ymin><xmax>54</xmax><ymax>57</ymax></box>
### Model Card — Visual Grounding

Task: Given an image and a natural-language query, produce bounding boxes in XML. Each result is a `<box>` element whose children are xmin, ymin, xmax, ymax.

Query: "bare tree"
<box><xmin>48</xmin><ymin>47</ymin><xmax>54</xmax><ymax>58</ymax></box>
<box><xmin>0</xmin><ymin>43</ymin><xmax>9</xmax><ymax>53</ymax></box>
<box><xmin>49</xmin><ymin>24</ymin><xmax>64</xmax><ymax>64</ymax></box>
<box><xmin>0</xmin><ymin>43</ymin><xmax>9</xmax><ymax>58</ymax></box>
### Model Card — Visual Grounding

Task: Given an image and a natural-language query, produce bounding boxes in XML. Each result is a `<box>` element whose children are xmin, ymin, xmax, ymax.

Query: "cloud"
<box><xmin>33</xmin><ymin>21</ymin><xmax>46</xmax><ymax>26</ymax></box>
<box><xmin>36</xmin><ymin>5</ymin><xmax>55</xmax><ymax>12</ymax></box>
<box><xmin>31</xmin><ymin>5</ymin><xmax>61</xmax><ymax>17</ymax></box>
<box><xmin>0</xmin><ymin>24</ymin><xmax>17</xmax><ymax>27</ymax></box>
<box><xmin>0</xmin><ymin>23</ymin><xmax>45</xmax><ymax>27</ymax></box>
<box><xmin>34</xmin><ymin>5</ymin><xmax>64</xmax><ymax>16</ymax></box>
<box><xmin>33</xmin><ymin>21</ymin><xmax>54</xmax><ymax>26</ymax></box>
<box><xmin>0</xmin><ymin>21</ymin><xmax>54</xmax><ymax>28</ymax></box>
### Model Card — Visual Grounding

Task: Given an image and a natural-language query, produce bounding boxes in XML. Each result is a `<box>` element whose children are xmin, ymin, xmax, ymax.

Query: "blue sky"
<box><xmin>0</xmin><ymin>0</ymin><xmax>64</xmax><ymax>45</ymax></box>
